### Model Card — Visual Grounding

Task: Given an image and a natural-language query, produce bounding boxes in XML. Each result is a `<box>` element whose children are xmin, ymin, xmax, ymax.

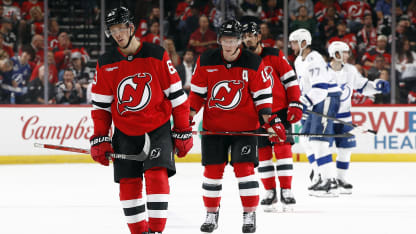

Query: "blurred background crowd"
<box><xmin>0</xmin><ymin>0</ymin><xmax>415</xmax><ymax>105</ymax></box>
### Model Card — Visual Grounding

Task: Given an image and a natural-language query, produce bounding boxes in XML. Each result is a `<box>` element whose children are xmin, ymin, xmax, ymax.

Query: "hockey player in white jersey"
<box><xmin>326</xmin><ymin>41</ymin><xmax>390</xmax><ymax>194</ymax></box>
<box><xmin>289</xmin><ymin>28</ymin><xmax>341</xmax><ymax>197</ymax></box>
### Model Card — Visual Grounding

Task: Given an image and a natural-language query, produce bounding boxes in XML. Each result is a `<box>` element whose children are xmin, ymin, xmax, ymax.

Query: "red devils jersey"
<box><xmin>91</xmin><ymin>42</ymin><xmax>188</xmax><ymax>135</ymax></box>
<box><xmin>341</xmin><ymin>1</ymin><xmax>371</xmax><ymax>22</ymax></box>
<box><xmin>189</xmin><ymin>48</ymin><xmax>272</xmax><ymax>132</ymax></box>
<box><xmin>260</xmin><ymin>47</ymin><xmax>300</xmax><ymax>112</ymax></box>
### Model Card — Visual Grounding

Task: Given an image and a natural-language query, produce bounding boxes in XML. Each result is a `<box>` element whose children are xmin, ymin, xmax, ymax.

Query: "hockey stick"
<box><xmin>191</xmin><ymin>130</ymin><xmax>353</xmax><ymax>138</ymax></box>
<box><xmin>34</xmin><ymin>133</ymin><xmax>151</xmax><ymax>162</ymax></box>
<box><xmin>305</xmin><ymin>110</ymin><xmax>377</xmax><ymax>135</ymax></box>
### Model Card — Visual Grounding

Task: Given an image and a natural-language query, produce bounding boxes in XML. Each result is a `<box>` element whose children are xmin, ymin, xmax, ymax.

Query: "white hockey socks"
<box><xmin>336</xmin><ymin>148</ymin><xmax>352</xmax><ymax>181</ymax></box>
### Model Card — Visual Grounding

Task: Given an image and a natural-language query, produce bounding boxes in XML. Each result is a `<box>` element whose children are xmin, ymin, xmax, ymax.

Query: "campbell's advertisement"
<box><xmin>0</xmin><ymin>105</ymin><xmax>415</xmax><ymax>156</ymax></box>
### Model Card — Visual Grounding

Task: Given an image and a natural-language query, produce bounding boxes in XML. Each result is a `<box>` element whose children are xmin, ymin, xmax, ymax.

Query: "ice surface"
<box><xmin>1</xmin><ymin>162</ymin><xmax>415</xmax><ymax>234</ymax></box>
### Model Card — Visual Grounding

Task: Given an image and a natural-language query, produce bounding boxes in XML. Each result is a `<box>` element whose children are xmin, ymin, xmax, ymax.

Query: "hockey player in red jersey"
<box><xmin>189</xmin><ymin>19</ymin><xmax>286</xmax><ymax>233</ymax></box>
<box><xmin>242</xmin><ymin>22</ymin><xmax>302</xmax><ymax>212</ymax></box>
<box><xmin>90</xmin><ymin>7</ymin><xmax>192</xmax><ymax>234</ymax></box>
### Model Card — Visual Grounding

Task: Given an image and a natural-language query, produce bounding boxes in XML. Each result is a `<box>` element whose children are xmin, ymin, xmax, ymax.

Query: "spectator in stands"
<box><xmin>362</xmin><ymin>35</ymin><xmax>391</xmax><ymax>70</ymax></box>
<box><xmin>141</xmin><ymin>20</ymin><xmax>163</xmax><ymax>45</ymax></box>
<box><xmin>367</xmin><ymin>54</ymin><xmax>388</xmax><ymax>80</ymax></box>
<box><xmin>55</xmin><ymin>68</ymin><xmax>83</xmax><ymax>104</ymax></box>
<box><xmin>54</xmin><ymin>32</ymin><xmax>89</xmax><ymax>79</ymax></box>
<box><xmin>9</xmin><ymin>45</ymin><xmax>34</xmax><ymax>103</ymax></box>
<box><xmin>408</xmin><ymin>0</ymin><xmax>416</xmax><ymax>24</ymax></box>
<box><xmin>2</xmin><ymin>0</ymin><xmax>21</xmax><ymax>23</ymax></box>
<box><xmin>374</xmin><ymin>68</ymin><xmax>391</xmax><ymax>103</ymax></box>
<box><xmin>395</xmin><ymin>16</ymin><xmax>416</xmax><ymax>48</ymax></box>
<box><xmin>212</xmin><ymin>0</ymin><xmax>241</xmax><ymax>29</ymax></box>
<box><xmin>28</xmin><ymin>33</ymin><xmax>44</xmax><ymax>66</ymax></box>
<box><xmin>175</xmin><ymin>48</ymin><xmax>195</xmax><ymax>94</ymax></box>
<box><xmin>260</xmin><ymin>22</ymin><xmax>275</xmax><ymax>47</ymax></box>
<box><xmin>261</xmin><ymin>0</ymin><xmax>283</xmax><ymax>36</ymax></box>
<box><xmin>240</xmin><ymin>0</ymin><xmax>262</xmax><ymax>24</ymax></box>
<box><xmin>48</xmin><ymin>18</ymin><xmax>59</xmax><ymax>49</ymax></box>
<box><xmin>21</xmin><ymin>0</ymin><xmax>44</xmax><ymax>21</ymax></box>
<box><xmin>327</xmin><ymin>21</ymin><xmax>357</xmax><ymax>57</ymax></box>
<box><xmin>175</xmin><ymin>0</ymin><xmax>193</xmax><ymax>22</ymax></box>
<box><xmin>25</xmin><ymin>64</ymin><xmax>55</xmax><ymax>104</ymax></box>
<box><xmin>290</xmin><ymin>5</ymin><xmax>316</xmax><ymax>34</ymax></box>
<box><xmin>30</xmin><ymin>49</ymin><xmax>58</xmax><ymax>84</ymax></box>
<box><xmin>314</xmin><ymin>0</ymin><xmax>342</xmax><ymax>23</ymax></box>
<box><xmin>70</xmin><ymin>51</ymin><xmax>93</xmax><ymax>97</ymax></box>
<box><xmin>341</xmin><ymin>0</ymin><xmax>371</xmax><ymax>33</ymax></box>
<box><xmin>0</xmin><ymin>57</ymin><xmax>14</xmax><ymax>103</ymax></box>
<box><xmin>356</xmin><ymin>13</ymin><xmax>377</xmax><ymax>55</ymax></box>
<box><xmin>375</xmin><ymin>0</ymin><xmax>403</xmax><ymax>25</ymax></box>
<box><xmin>396</xmin><ymin>38</ymin><xmax>416</xmax><ymax>103</ymax></box>
<box><xmin>318</xmin><ymin>5</ymin><xmax>340</xmax><ymax>43</ymax></box>
<box><xmin>0</xmin><ymin>17</ymin><xmax>16</xmax><ymax>50</ymax></box>
<box><xmin>0</xmin><ymin>32</ymin><xmax>13</xmax><ymax>58</ymax></box>
<box><xmin>163</xmin><ymin>38</ymin><xmax>181</xmax><ymax>67</ymax></box>
<box><xmin>288</xmin><ymin>0</ymin><xmax>314</xmax><ymax>21</ymax></box>
<box><xmin>188</xmin><ymin>15</ymin><xmax>217</xmax><ymax>56</ymax></box>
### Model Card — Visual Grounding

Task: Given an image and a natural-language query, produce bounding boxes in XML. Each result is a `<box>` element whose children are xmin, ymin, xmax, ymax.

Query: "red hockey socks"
<box><xmin>234</xmin><ymin>162</ymin><xmax>259</xmax><ymax>212</ymax></box>
<box><xmin>144</xmin><ymin>167</ymin><xmax>170</xmax><ymax>233</ymax></box>
<box><xmin>119</xmin><ymin>177</ymin><xmax>148</xmax><ymax>234</ymax></box>
<box><xmin>202</xmin><ymin>163</ymin><xmax>226</xmax><ymax>212</ymax></box>
<box><xmin>274</xmin><ymin>143</ymin><xmax>293</xmax><ymax>189</ymax></box>
<box><xmin>257</xmin><ymin>146</ymin><xmax>276</xmax><ymax>190</ymax></box>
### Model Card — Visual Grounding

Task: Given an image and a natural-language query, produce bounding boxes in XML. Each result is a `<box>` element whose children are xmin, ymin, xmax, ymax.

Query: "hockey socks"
<box><xmin>274</xmin><ymin>143</ymin><xmax>293</xmax><ymax>189</ymax></box>
<box><xmin>311</xmin><ymin>141</ymin><xmax>335</xmax><ymax>180</ymax></box>
<box><xmin>119</xmin><ymin>177</ymin><xmax>148</xmax><ymax>234</ymax></box>
<box><xmin>202</xmin><ymin>163</ymin><xmax>226</xmax><ymax>212</ymax></box>
<box><xmin>336</xmin><ymin>148</ymin><xmax>352</xmax><ymax>181</ymax></box>
<box><xmin>234</xmin><ymin>162</ymin><xmax>259</xmax><ymax>212</ymax></box>
<box><xmin>145</xmin><ymin>167</ymin><xmax>170</xmax><ymax>233</ymax></box>
<box><xmin>257</xmin><ymin>146</ymin><xmax>276</xmax><ymax>190</ymax></box>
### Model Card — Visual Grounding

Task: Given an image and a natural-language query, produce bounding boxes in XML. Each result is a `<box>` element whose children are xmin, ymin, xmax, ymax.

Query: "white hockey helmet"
<box><xmin>328</xmin><ymin>41</ymin><xmax>350</xmax><ymax>64</ymax></box>
<box><xmin>289</xmin><ymin>28</ymin><xmax>312</xmax><ymax>56</ymax></box>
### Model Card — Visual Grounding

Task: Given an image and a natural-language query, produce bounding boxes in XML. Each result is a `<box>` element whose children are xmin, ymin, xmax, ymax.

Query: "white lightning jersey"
<box><xmin>328</xmin><ymin>63</ymin><xmax>381</xmax><ymax>122</ymax></box>
<box><xmin>294</xmin><ymin>51</ymin><xmax>341</xmax><ymax>106</ymax></box>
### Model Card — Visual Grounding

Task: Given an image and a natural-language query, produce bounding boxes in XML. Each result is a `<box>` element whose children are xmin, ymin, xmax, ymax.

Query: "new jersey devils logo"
<box><xmin>208</xmin><ymin>80</ymin><xmax>244</xmax><ymax>110</ymax></box>
<box><xmin>264</xmin><ymin>66</ymin><xmax>275</xmax><ymax>87</ymax></box>
<box><xmin>117</xmin><ymin>73</ymin><xmax>152</xmax><ymax>115</ymax></box>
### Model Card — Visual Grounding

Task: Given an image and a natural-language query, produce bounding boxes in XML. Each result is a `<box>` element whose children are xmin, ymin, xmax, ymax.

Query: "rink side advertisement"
<box><xmin>0</xmin><ymin>105</ymin><xmax>415</xmax><ymax>163</ymax></box>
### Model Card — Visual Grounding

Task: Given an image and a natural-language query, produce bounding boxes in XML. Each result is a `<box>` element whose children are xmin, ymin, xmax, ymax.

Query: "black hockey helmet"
<box><xmin>218</xmin><ymin>19</ymin><xmax>242</xmax><ymax>40</ymax></box>
<box><xmin>104</xmin><ymin>7</ymin><xmax>133</xmax><ymax>38</ymax></box>
<box><xmin>242</xmin><ymin>21</ymin><xmax>260</xmax><ymax>35</ymax></box>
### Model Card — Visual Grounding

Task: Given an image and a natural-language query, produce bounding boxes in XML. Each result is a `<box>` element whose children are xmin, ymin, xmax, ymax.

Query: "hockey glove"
<box><xmin>90</xmin><ymin>135</ymin><xmax>113</xmax><ymax>166</ymax></box>
<box><xmin>287</xmin><ymin>101</ymin><xmax>303</xmax><ymax>123</ymax></box>
<box><xmin>172</xmin><ymin>127</ymin><xmax>193</xmax><ymax>158</ymax></box>
<box><xmin>263</xmin><ymin>115</ymin><xmax>286</xmax><ymax>143</ymax></box>
<box><xmin>375</xmin><ymin>79</ymin><xmax>390</xmax><ymax>94</ymax></box>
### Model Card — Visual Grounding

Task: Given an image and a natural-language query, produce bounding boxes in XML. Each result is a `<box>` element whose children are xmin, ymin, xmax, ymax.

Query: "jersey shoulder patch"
<box><xmin>139</xmin><ymin>42</ymin><xmax>165</xmax><ymax>61</ymax></box>
<box><xmin>236</xmin><ymin>49</ymin><xmax>262</xmax><ymax>71</ymax></box>
<box><xmin>199</xmin><ymin>48</ymin><xmax>222</xmax><ymax>67</ymax></box>
<box><xmin>261</xmin><ymin>47</ymin><xmax>280</xmax><ymax>58</ymax></box>
<box><xmin>98</xmin><ymin>48</ymin><xmax>122</xmax><ymax>68</ymax></box>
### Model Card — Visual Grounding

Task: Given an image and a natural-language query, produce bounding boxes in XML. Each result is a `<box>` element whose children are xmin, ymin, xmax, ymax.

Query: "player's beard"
<box><xmin>245</xmin><ymin>41</ymin><xmax>259</xmax><ymax>52</ymax></box>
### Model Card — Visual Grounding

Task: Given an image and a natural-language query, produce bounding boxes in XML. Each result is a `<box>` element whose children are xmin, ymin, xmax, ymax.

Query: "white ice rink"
<box><xmin>1</xmin><ymin>162</ymin><xmax>416</xmax><ymax>234</ymax></box>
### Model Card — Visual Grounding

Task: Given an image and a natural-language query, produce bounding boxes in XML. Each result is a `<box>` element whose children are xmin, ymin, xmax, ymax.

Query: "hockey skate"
<box><xmin>260</xmin><ymin>188</ymin><xmax>277</xmax><ymax>212</ymax></box>
<box><xmin>310</xmin><ymin>178</ymin><xmax>339</xmax><ymax>197</ymax></box>
<box><xmin>200</xmin><ymin>211</ymin><xmax>219</xmax><ymax>233</ymax></box>
<box><xmin>280</xmin><ymin>189</ymin><xmax>296</xmax><ymax>212</ymax></box>
<box><xmin>337</xmin><ymin>179</ymin><xmax>353</xmax><ymax>194</ymax></box>
<box><xmin>308</xmin><ymin>171</ymin><xmax>322</xmax><ymax>195</ymax></box>
<box><xmin>242</xmin><ymin>212</ymin><xmax>256</xmax><ymax>233</ymax></box>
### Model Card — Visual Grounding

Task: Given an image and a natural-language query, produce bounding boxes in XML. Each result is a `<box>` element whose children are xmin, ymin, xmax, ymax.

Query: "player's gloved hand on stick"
<box><xmin>375</xmin><ymin>79</ymin><xmax>390</xmax><ymax>94</ymax></box>
<box><xmin>287</xmin><ymin>101</ymin><xmax>303</xmax><ymax>123</ymax></box>
<box><xmin>90</xmin><ymin>135</ymin><xmax>113</xmax><ymax>166</ymax></box>
<box><xmin>172</xmin><ymin>127</ymin><xmax>193</xmax><ymax>158</ymax></box>
<box><xmin>263</xmin><ymin>115</ymin><xmax>286</xmax><ymax>143</ymax></box>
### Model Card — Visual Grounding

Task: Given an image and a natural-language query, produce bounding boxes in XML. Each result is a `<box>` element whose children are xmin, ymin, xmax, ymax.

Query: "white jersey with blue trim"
<box><xmin>294</xmin><ymin>50</ymin><xmax>341</xmax><ymax>106</ymax></box>
<box><xmin>329</xmin><ymin>63</ymin><xmax>381</xmax><ymax>122</ymax></box>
